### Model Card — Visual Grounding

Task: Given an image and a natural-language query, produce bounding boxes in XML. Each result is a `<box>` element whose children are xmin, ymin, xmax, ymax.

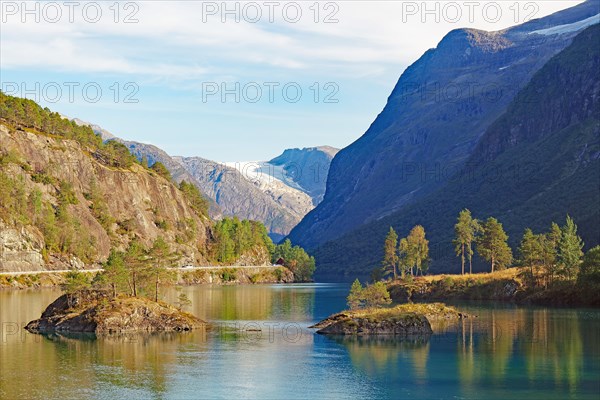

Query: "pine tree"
<box><xmin>102</xmin><ymin>250</ymin><xmax>127</xmax><ymax>298</ymax></box>
<box><xmin>578</xmin><ymin>245</ymin><xmax>600</xmax><ymax>284</ymax></box>
<box><xmin>558</xmin><ymin>215</ymin><xmax>584</xmax><ymax>280</ymax></box>
<box><xmin>363</xmin><ymin>282</ymin><xmax>392</xmax><ymax>308</ymax></box>
<box><xmin>176</xmin><ymin>292</ymin><xmax>192</xmax><ymax>311</ymax></box>
<box><xmin>453</xmin><ymin>209</ymin><xmax>479</xmax><ymax>275</ymax></box>
<box><xmin>540</xmin><ymin>223</ymin><xmax>561</xmax><ymax>284</ymax></box>
<box><xmin>149</xmin><ymin>236</ymin><xmax>172</xmax><ymax>302</ymax></box>
<box><xmin>382</xmin><ymin>227</ymin><xmax>399</xmax><ymax>279</ymax></box>
<box><xmin>477</xmin><ymin>217</ymin><xmax>513</xmax><ymax>272</ymax></box>
<box><xmin>124</xmin><ymin>239</ymin><xmax>148</xmax><ymax>297</ymax></box>
<box><xmin>347</xmin><ymin>279</ymin><xmax>363</xmax><ymax>310</ymax></box>
<box><xmin>61</xmin><ymin>270</ymin><xmax>91</xmax><ymax>308</ymax></box>
<box><xmin>467</xmin><ymin>219</ymin><xmax>481</xmax><ymax>274</ymax></box>
<box><xmin>519</xmin><ymin>228</ymin><xmax>542</xmax><ymax>282</ymax></box>
<box><xmin>398</xmin><ymin>238</ymin><xmax>409</xmax><ymax>278</ymax></box>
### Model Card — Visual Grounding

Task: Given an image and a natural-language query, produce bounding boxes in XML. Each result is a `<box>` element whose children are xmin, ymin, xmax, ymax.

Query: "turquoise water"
<box><xmin>1</xmin><ymin>283</ymin><xmax>599</xmax><ymax>399</ymax></box>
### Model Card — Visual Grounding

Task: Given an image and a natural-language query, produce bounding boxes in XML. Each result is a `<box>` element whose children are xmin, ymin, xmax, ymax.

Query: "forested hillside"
<box><xmin>311</xmin><ymin>23</ymin><xmax>600</xmax><ymax>280</ymax></box>
<box><xmin>0</xmin><ymin>94</ymin><xmax>292</xmax><ymax>273</ymax></box>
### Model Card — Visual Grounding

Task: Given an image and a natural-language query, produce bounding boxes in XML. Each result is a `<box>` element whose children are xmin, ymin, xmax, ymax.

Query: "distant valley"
<box><xmin>75</xmin><ymin>120</ymin><xmax>338</xmax><ymax>241</ymax></box>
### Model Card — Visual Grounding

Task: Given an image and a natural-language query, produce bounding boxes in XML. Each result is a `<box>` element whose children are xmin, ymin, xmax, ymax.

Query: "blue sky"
<box><xmin>0</xmin><ymin>1</ymin><xmax>581</xmax><ymax>161</ymax></box>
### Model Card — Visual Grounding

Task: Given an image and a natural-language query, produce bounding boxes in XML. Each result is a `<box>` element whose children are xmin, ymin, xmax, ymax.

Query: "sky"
<box><xmin>0</xmin><ymin>1</ymin><xmax>583</xmax><ymax>161</ymax></box>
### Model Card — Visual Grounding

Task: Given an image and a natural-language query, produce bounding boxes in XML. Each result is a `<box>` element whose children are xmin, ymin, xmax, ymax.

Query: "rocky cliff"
<box><xmin>0</xmin><ymin>121</ymin><xmax>212</xmax><ymax>273</ymax></box>
<box><xmin>120</xmin><ymin>140</ymin><xmax>223</xmax><ymax>218</ymax></box>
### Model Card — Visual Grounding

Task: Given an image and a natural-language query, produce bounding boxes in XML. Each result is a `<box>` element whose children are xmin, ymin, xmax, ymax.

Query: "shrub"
<box><xmin>578</xmin><ymin>246</ymin><xmax>600</xmax><ymax>284</ymax></box>
<box><xmin>273</xmin><ymin>268</ymin><xmax>284</xmax><ymax>281</ymax></box>
<box><xmin>347</xmin><ymin>279</ymin><xmax>392</xmax><ymax>309</ymax></box>
<box><xmin>219</xmin><ymin>268</ymin><xmax>237</xmax><ymax>282</ymax></box>
<box><xmin>150</xmin><ymin>161</ymin><xmax>172</xmax><ymax>181</ymax></box>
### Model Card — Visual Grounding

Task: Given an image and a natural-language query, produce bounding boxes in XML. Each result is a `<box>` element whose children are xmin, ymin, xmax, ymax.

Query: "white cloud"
<box><xmin>1</xmin><ymin>1</ymin><xmax>582</xmax><ymax>81</ymax></box>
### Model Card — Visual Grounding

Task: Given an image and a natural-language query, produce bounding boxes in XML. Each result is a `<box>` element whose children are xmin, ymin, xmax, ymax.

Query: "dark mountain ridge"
<box><xmin>289</xmin><ymin>0</ymin><xmax>600</xmax><ymax>253</ymax></box>
<box><xmin>311</xmin><ymin>22</ymin><xmax>600</xmax><ymax>280</ymax></box>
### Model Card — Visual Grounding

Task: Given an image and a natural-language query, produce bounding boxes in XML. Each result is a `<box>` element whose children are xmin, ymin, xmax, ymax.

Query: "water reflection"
<box><xmin>334</xmin><ymin>304</ymin><xmax>599</xmax><ymax>399</ymax></box>
<box><xmin>162</xmin><ymin>284</ymin><xmax>321</xmax><ymax>322</ymax></box>
<box><xmin>1</xmin><ymin>287</ymin><xmax>598</xmax><ymax>400</ymax></box>
<box><xmin>332</xmin><ymin>335</ymin><xmax>431</xmax><ymax>381</ymax></box>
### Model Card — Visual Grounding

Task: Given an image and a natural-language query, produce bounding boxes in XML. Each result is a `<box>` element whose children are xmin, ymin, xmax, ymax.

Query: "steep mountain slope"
<box><xmin>120</xmin><ymin>140</ymin><xmax>223</xmax><ymax>218</ymax></box>
<box><xmin>177</xmin><ymin>147</ymin><xmax>338</xmax><ymax>240</ymax></box>
<box><xmin>288</xmin><ymin>0</ymin><xmax>600</xmax><ymax>251</ymax></box>
<box><xmin>312</xmin><ymin>23</ymin><xmax>600</xmax><ymax>280</ymax></box>
<box><xmin>175</xmin><ymin>156</ymin><xmax>303</xmax><ymax>241</ymax></box>
<box><xmin>0</xmin><ymin>119</ymin><xmax>212</xmax><ymax>272</ymax></box>
<box><xmin>73</xmin><ymin>116</ymin><xmax>336</xmax><ymax>239</ymax></box>
<box><xmin>70</xmin><ymin>119</ymin><xmax>223</xmax><ymax>219</ymax></box>
<box><xmin>268</xmin><ymin>146</ymin><xmax>339</xmax><ymax>204</ymax></box>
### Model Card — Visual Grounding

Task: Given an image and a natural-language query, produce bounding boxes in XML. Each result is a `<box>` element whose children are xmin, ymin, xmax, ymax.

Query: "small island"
<box><xmin>25</xmin><ymin>290</ymin><xmax>205</xmax><ymax>334</ymax></box>
<box><xmin>311</xmin><ymin>303</ymin><xmax>468</xmax><ymax>336</ymax></box>
<box><xmin>311</xmin><ymin>279</ymin><xmax>469</xmax><ymax>336</ymax></box>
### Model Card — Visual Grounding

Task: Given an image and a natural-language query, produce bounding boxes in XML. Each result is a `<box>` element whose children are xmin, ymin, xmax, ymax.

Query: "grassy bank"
<box><xmin>387</xmin><ymin>268</ymin><xmax>600</xmax><ymax>307</ymax></box>
<box><xmin>0</xmin><ymin>272</ymin><xmax>71</xmax><ymax>289</ymax></box>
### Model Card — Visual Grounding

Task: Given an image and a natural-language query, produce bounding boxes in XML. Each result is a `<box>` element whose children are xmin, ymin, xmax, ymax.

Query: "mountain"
<box><xmin>176</xmin><ymin>147</ymin><xmax>338</xmax><ymax>241</ymax></box>
<box><xmin>120</xmin><ymin>141</ymin><xmax>223</xmax><ymax>218</ymax></box>
<box><xmin>70</xmin><ymin>119</ymin><xmax>338</xmax><ymax>240</ymax></box>
<box><xmin>289</xmin><ymin>0</ymin><xmax>600</xmax><ymax>255</ymax></box>
<box><xmin>268</xmin><ymin>146</ymin><xmax>339</xmax><ymax>204</ymax></box>
<box><xmin>174</xmin><ymin>156</ymin><xmax>304</xmax><ymax>241</ymax></box>
<box><xmin>69</xmin><ymin>120</ymin><xmax>223</xmax><ymax>219</ymax></box>
<box><xmin>308</xmin><ymin>21</ymin><xmax>600</xmax><ymax>280</ymax></box>
<box><xmin>0</xmin><ymin>109</ymin><xmax>214</xmax><ymax>272</ymax></box>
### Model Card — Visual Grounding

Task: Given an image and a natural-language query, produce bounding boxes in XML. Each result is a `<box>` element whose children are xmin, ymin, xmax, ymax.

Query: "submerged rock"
<box><xmin>310</xmin><ymin>303</ymin><xmax>468</xmax><ymax>336</ymax></box>
<box><xmin>25</xmin><ymin>291</ymin><xmax>205</xmax><ymax>334</ymax></box>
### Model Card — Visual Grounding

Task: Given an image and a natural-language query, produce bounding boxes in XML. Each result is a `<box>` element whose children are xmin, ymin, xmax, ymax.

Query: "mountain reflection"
<box><xmin>1</xmin><ymin>287</ymin><xmax>598</xmax><ymax>400</ymax></box>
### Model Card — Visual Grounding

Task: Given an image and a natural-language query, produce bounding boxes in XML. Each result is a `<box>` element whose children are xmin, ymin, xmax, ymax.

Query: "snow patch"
<box><xmin>220</xmin><ymin>161</ymin><xmax>314</xmax><ymax>215</ymax></box>
<box><xmin>529</xmin><ymin>14</ymin><xmax>600</xmax><ymax>36</ymax></box>
<box><xmin>222</xmin><ymin>161</ymin><xmax>306</xmax><ymax>192</ymax></box>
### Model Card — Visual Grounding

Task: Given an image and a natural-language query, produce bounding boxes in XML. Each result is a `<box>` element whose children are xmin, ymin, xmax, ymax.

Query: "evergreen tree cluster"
<box><xmin>179</xmin><ymin>181</ymin><xmax>210</xmax><ymax>218</ymax></box>
<box><xmin>88</xmin><ymin>237</ymin><xmax>175</xmax><ymax>301</ymax></box>
<box><xmin>211</xmin><ymin>217</ymin><xmax>274</xmax><ymax>263</ymax></box>
<box><xmin>0</xmin><ymin>92</ymin><xmax>138</xmax><ymax>168</ymax></box>
<box><xmin>271</xmin><ymin>239</ymin><xmax>316</xmax><ymax>282</ymax></box>
<box><xmin>209</xmin><ymin>219</ymin><xmax>317</xmax><ymax>281</ymax></box>
<box><xmin>451</xmin><ymin>210</ymin><xmax>585</xmax><ymax>281</ymax></box>
<box><xmin>518</xmin><ymin>216</ymin><xmax>585</xmax><ymax>284</ymax></box>
<box><xmin>378</xmin><ymin>210</ymin><xmax>589</xmax><ymax>285</ymax></box>
<box><xmin>347</xmin><ymin>279</ymin><xmax>391</xmax><ymax>309</ymax></box>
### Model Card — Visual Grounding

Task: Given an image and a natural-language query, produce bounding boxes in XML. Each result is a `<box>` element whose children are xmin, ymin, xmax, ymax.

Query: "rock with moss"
<box><xmin>310</xmin><ymin>303</ymin><xmax>468</xmax><ymax>336</ymax></box>
<box><xmin>25</xmin><ymin>290</ymin><xmax>205</xmax><ymax>334</ymax></box>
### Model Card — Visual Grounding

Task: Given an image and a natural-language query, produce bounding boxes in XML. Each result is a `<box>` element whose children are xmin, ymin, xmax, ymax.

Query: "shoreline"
<box><xmin>387</xmin><ymin>267</ymin><xmax>600</xmax><ymax>308</ymax></box>
<box><xmin>0</xmin><ymin>265</ymin><xmax>297</xmax><ymax>290</ymax></box>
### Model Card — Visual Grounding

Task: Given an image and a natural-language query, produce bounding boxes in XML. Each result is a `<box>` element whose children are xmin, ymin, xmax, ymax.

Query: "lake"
<box><xmin>1</xmin><ymin>283</ymin><xmax>599</xmax><ymax>399</ymax></box>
